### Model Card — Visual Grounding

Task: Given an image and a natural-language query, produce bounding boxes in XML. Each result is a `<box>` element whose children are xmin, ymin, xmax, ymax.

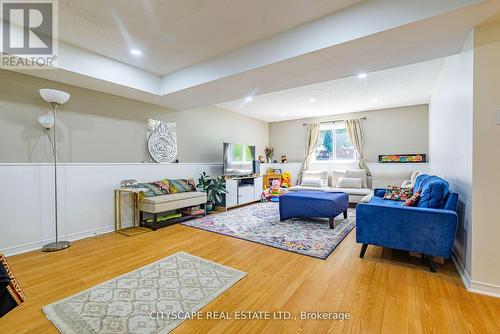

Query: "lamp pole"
<box><xmin>40</xmin><ymin>89</ymin><xmax>71</xmax><ymax>252</ymax></box>
<box><xmin>52</xmin><ymin>102</ymin><xmax>59</xmax><ymax>246</ymax></box>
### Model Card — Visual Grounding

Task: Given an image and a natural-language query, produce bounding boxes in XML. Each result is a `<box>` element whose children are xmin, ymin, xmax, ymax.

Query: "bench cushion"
<box><xmin>330</xmin><ymin>187</ymin><xmax>371</xmax><ymax>196</ymax></box>
<box><xmin>140</xmin><ymin>192</ymin><xmax>207</xmax><ymax>213</ymax></box>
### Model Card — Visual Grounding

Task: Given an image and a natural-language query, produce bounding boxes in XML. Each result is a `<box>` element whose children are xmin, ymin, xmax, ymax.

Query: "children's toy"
<box><xmin>261</xmin><ymin>188</ymin><xmax>272</xmax><ymax>202</ymax></box>
<box><xmin>270</xmin><ymin>179</ymin><xmax>281</xmax><ymax>202</ymax></box>
<box><xmin>281</xmin><ymin>171</ymin><xmax>291</xmax><ymax>188</ymax></box>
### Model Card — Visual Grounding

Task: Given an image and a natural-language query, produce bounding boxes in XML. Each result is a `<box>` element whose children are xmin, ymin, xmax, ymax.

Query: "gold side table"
<box><xmin>114</xmin><ymin>188</ymin><xmax>151</xmax><ymax>236</ymax></box>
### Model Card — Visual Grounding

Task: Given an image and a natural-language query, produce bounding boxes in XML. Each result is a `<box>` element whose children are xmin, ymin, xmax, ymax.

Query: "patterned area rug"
<box><xmin>43</xmin><ymin>252</ymin><xmax>246</xmax><ymax>334</ymax></box>
<box><xmin>181</xmin><ymin>202</ymin><xmax>355</xmax><ymax>259</ymax></box>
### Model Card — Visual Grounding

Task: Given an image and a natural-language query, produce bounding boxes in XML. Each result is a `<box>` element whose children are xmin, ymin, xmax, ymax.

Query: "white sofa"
<box><xmin>330</xmin><ymin>169</ymin><xmax>372</xmax><ymax>203</ymax></box>
<box><xmin>289</xmin><ymin>169</ymin><xmax>371</xmax><ymax>203</ymax></box>
<box><xmin>289</xmin><ymin>169</ymin><xmax>421</xmax><ymax>203</ymax></box>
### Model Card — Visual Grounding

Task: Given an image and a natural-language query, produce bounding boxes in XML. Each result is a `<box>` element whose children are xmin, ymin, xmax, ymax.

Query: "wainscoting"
<box><xmin>0</xmin><ymin>162</ymin><xmax>430</xmax><ymax>256</ymax></box>
<box><xmin>0</xmin><ymin>163</ymin><xmax>222</xmax><ymax>255</ymax></box>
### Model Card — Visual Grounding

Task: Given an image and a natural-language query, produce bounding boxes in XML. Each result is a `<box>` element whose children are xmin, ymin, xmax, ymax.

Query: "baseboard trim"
<box><xmin>1</xmin><ymin>226</ymin><xmax>115</xmax><ymax>256</ymax></box>
<box><xmin>468</xmin><ymin>280</ymin><xmax>500</xmax><ymax>298</ymax></box>
<box><xmin>452</xmin><ymin>252</ymin><xmax>500</xmax><ymax>298</ymax></box>
<box><xmin>452</xmin><ymin>252</ymin><xmax>471</xmax><ymax>288</ymax></box>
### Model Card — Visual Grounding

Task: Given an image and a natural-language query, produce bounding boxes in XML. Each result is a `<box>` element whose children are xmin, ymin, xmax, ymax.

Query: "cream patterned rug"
<box><xmin>43</xmin><ymin>252</ymin><xmax>246</xmax><ymax>334</ymax></box>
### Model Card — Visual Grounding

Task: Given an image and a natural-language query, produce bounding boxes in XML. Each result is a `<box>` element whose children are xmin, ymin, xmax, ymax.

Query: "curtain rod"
<box><xmin>302</xmin><ymin>116</ymin><xmax>367</xmax><ymax>126</ymax></box>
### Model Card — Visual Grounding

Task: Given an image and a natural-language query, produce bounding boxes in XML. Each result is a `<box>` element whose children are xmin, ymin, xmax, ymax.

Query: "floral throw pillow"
<box><xmin>153</xmin><ymin>179</ymin><xmax>170</xmax><ymax>193</ymax></box>
<box><xmin>168</xmin><ymin>178</ymin><xmax>196</xmax><ymax>194</ymax></box>
<box><xmin>130</xmin><ymin>183</ymin><xmax>167</xmax><ymax>197</ymax></box>
<box><xmin>383</xmin><ymin>185</ymin><xmax>414</xmax><ymax>201</ymax></box>
<box><xmin>402</xmin><ymin>191</ymin><xmax>421</xmax><ymax>207</ymax></box>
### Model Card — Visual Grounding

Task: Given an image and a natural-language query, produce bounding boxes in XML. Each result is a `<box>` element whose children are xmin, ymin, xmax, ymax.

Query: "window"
<box><xmin>314</xmin><ymin>123</ymin><xmax>356</xmax><ymax>162</ymax></box>
<box><xmin>229</xmin><ymin>144</ymin><xmax>253</xmax><ymax>164</ymax></box>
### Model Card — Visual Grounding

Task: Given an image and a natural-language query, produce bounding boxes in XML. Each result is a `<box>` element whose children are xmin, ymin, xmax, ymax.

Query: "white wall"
<box><xmin>268</xmin><ymin>105</ymin><xmax>429</xmax><ymax>164</ymax></box>
<box><xmin>0</xmin><ymin>163</ymin><xmax>223</xmax><ymax>256</ymax></box>
<box><xmin>472</xmin><ymin>20</ymin><xmax>500</xmax><ymax>293</ymax></box>
<box><xmin>429</xmin><ymin>33</ymin><xmax>474</xmax><ymax>275</ymax></box>
<box><xmin>0</xmin><ymin>70</ymin><xmax>268</xmax><ymax>163</ymax></box>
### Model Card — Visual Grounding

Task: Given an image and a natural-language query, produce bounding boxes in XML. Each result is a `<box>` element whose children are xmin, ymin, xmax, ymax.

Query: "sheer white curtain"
<box><xmin>345</xmin><ymin>119</ymin><xmax>371</xmax><ymax>176</ymax></box>
<box><xmin>297</xmin><ymin>123</ymin><xmax>320</xmax><ymax>185</ymax></box>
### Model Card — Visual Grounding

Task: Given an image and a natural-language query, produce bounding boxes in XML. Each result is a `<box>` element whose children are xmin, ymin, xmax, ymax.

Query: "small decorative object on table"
<box><xmin>120</xmin><ymin>179</ymin><xmax>137</xmax><ymax>188</ymax></box>
<box><xmin>281</xmin><ymin>155</ymin><xmax>288</xmax><ymax>163</ymax></box>
<box><xmin>264</xmin><ymin>146</ymin><xmax>274</xmax><ymax>163</ymax></box>
<box><xmin>378</xmin><ymin>154</ymin><xmax>426</xmax><ymax>163</ymax></box>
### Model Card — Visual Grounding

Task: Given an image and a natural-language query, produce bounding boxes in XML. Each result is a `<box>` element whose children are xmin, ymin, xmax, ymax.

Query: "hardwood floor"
<box><xmin>1</xmin><ymin>223</ymin><xmax>499</xmax><ymax>333</ymax></box>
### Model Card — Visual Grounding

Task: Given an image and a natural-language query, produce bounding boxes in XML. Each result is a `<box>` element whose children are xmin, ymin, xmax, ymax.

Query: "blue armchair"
<box><xmin>356</xmin><ymin>175</ymin><xmax>459</xmax><ymax>272</ymax></box>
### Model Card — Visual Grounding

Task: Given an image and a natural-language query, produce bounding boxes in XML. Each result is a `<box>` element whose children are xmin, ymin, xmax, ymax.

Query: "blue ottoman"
<box><xmin>279</xmin><ymin>191</ymin><xmax>349</xmax><ymax>229</ymax></box>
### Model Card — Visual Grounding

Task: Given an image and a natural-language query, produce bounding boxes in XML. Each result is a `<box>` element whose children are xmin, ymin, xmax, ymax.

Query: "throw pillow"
<box><xmin>301</xmin><ymin>178</ymin><xmax>323</xmax><ymax>187</ymax></box>
<box><xmin>302</xmin><ymin>170</ymin><xmax>328</xmax><ymax>187</ymax></box>
<box><xmin>401</xmin><ymin>180</ymin><xmax>412</xmax><ymax>188</ymax></box>
<box><xmin>336</xmin><ymin>177</ymin><xmax>362</xmax><ymax>189</ymax></box>
<box><xmin>410</xmin><ymin>171</ymin><xmax>420</xmax><ymax>184</ymax></box>
<box><xmin>402</xmin><ymin>191</ymin><xmax>421</xmax><ymax>206</ymax></box>
<box><xmin>361</xmin><ymin>191</ymin><xmax>374</xmax><ymax>203</ymax></box>
<box><xmin>153</xmin><ymin>179</ymin><xmax>170</xmax><ymax>193</ymax></box>
<box><xmin>131</xmin><ymin>183</ymin><xmax>166</xmax><ymax>197</ymax></box>
<box><xmin>168</xmin><ymin>178</ymin><xmax>197</xmax><ymax>193</ymax></box>
<box><xmin>383</xmin><ymin>185</ymin><xmax>414</xmax><ymax>201</ymax></box>
<box><xmin>344</xmin><ymin>169</ymin><xmax>368</xmax><ymax>188</ymax></box>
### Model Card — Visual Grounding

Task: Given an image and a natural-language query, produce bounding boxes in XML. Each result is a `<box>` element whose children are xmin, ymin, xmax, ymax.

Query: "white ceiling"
<box><xmin>59</xmin><ymin>0</ymin><xmax>364</xmax><ymax>75</ymax></box>
<box><xmin>4</xmin><ymin>0</ymin><xmax>499</xmax><ymax>113</ymax></box>
<box><xmin>217</xmin><ymin>58</ymin><xmax>445</xmax><ymax>122</ymax></box>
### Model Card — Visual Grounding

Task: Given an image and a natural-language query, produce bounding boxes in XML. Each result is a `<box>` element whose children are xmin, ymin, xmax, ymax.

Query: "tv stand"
<box><xmin>221</xmin><ymin>175</ymin><xmax>263</xmax><ymax>209</ymax></box>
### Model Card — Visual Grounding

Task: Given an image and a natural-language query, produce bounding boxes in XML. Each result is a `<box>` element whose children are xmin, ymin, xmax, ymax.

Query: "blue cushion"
<box><xmin>414</xmin><ymin>174</ymin><xmax>449</xmax><ymax>209</ymax></box>
<box><xmin>369</xmin><ymin>196</ymin><xmax>405</xmax><ymax>207</ymax></box>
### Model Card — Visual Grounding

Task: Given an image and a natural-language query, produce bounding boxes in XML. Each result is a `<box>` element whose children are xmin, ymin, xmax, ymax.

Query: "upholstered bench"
<box><xmin>132</xmin><ymin>178</ymin><xmax>207</xmax><ymax>230</ymax></box>
<box><xmin>139</xmin><ymin>192</ymin><xmax>207</xmax><ymax>230</ymax></box>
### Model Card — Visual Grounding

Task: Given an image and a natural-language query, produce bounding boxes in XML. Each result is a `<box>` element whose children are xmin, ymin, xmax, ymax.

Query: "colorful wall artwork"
<box><xmin>378</xmin><ymin>154</ymin><xmax>427</xmax><ymax>163</ymax></box>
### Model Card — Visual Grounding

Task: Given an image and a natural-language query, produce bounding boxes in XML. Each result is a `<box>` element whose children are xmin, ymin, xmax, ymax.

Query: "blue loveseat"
<box><xmin>356</xmin><ymin>174</ymin><xmax>459</xmax><ymax>272</ymax></box>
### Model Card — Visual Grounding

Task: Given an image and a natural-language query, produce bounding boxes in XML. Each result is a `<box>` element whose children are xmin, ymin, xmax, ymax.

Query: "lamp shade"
<box><xmin>39</xmin><ymin>89</ymin><xmax>70</xmax><ymax>105</ymax></box>
<box><xmin>38</xmin><ymin>113</ymin><xmax>54</xmax><ymax>129</ymax></box>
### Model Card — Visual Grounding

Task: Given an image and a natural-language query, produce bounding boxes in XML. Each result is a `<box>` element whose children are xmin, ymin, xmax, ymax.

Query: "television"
<box><xmin>223</xmin><ymin>143</ymin><xmax>256</xmax><ymax>176</ymax></box>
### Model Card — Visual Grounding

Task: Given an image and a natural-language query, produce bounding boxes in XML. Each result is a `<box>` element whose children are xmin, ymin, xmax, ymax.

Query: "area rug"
<box><xmin>43</xmin><ymin>252</ymin><xmax>246</xmax><ymax>334</ymax></box>
<box><xmin>181</xmin><ymin>202</ymin><xmax>355</xmax><ymax>259</ymax></box>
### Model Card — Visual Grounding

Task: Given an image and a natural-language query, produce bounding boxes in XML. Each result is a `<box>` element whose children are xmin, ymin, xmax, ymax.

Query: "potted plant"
<box><xmin>208</xmin><ymin>176</ymin><xmax>228</xmax><ymax>210</ymax></box>
<box><xmin>197</xmin><ymin>173</ymin><xmax>228</xmax><ymax>212</ymax></box>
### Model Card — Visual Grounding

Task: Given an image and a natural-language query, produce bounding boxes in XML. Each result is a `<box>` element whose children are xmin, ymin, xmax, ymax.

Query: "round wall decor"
<box><xmin>147</xmin><ymin>121</ymin><xmax>177</xmax><ymax>163</ymax></box>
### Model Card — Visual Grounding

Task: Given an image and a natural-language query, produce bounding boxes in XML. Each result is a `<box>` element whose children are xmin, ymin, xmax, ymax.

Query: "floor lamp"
<box><xmin>39</xmin><ymin>89</ymin><xmax>71</xmax><ymax>252</ymax></box>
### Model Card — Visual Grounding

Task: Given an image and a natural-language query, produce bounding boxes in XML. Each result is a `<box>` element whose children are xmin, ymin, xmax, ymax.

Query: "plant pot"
<box><xmin>206</xmin><ymin>201</ymin><xmax>214</xmax><ymax>212</ymax></box>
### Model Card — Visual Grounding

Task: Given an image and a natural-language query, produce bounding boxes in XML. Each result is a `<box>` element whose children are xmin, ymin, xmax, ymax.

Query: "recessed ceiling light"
<box><xmin>371</xmin><ymin>99</ymin><xmax>379</xmax><ymax>103</ymax></box>
<box><xmin>281</xmin><ymin>112</ymin><xmax>287</xmax><ymax>116</ymax></box>
<box><xmin>130</xmin><ymin>49</ymin><xmax>142</xmax><ymax>56</ymax></box>
<box><xmin>357</xmin><ymin>73</ymin><xmax>367</xmax><ymax>79</ymax></box>
<box><xmin>245</xmin><ymin>96</ymin><xmax>253</xmax><ymax>102</ymax></box>
<box><xmin>308</xmin><ymin>98</ymin><xmax>316</xmax><ymax>103</ymax></box>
